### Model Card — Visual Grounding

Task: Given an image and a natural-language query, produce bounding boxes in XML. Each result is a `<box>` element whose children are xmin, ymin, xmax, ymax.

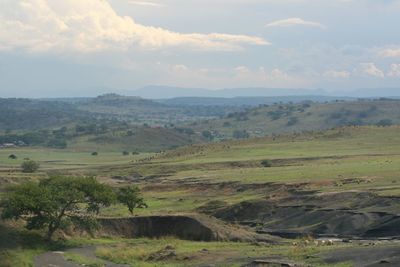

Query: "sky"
<box><xmin>0</xmin><ymin>0</ymin><xmax>400</xmax><ymax>97</ymax></box>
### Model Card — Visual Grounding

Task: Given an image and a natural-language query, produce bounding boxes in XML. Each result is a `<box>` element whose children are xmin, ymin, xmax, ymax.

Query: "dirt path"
<box><xmin>34</xmin><ymin>246</ymin><xmax>129</xmax><ymax>267</ymax></box>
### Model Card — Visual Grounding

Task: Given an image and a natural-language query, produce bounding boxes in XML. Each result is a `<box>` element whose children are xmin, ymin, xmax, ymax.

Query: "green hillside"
<box><xmin>189</xmin><ymin>99</ymin><xmax>400</xmax><ymax>139</ymax></box>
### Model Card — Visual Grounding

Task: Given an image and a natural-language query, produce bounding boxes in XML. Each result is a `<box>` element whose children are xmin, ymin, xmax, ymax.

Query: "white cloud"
<box><xmin>359</xmin><ymin>63</ymin><xmax>385</xmax><ymax>78</ymax></box>
<box><xmin>265</xmin><ymin>17</ymin><xmax>326</xmax><ymax>29</ymax></box>
<box><xmin>0</xmin><ymin>0</ymin><xmax>269</xmax><ymax>53</ymax></box>
<box><xmin>378</xmin><ymin>48</ymin><xmax>400</xmax><ymax>58</ymax></box>
<box><xmin>324</xmin><ymin>70</ymin><xmax>350</xmax><ymax>78</ymax></box>
<box><xmin>388</xmin><ymin>64</ymin><xmax>400</xmax><ymax>77</ymax></box>
<box><xmin>127</xmin><ymin>1</ymin><xmax>164</xmax><ymax>7</ymax></box>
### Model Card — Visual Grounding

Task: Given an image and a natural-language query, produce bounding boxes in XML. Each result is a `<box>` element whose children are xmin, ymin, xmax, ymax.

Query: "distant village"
<box><xmin>0</xmin><ymin>141</ymin><xmax>27</xmax><ymax>148</ymax></box>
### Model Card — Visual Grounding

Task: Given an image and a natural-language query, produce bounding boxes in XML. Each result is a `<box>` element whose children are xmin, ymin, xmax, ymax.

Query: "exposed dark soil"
<box><xmin>321</xmin><ymin>244</ymin><xmax>400</xmax><ymax>267</ymax></box>
<box><xmin>97</xmin><ymin>214</ymin><xmax>279</xmax><ymax>243</ymax></box>
<box><xmin>202</xmin><ymin>191</ymin><xmax>400</xmax><ymax>239</ymax></box>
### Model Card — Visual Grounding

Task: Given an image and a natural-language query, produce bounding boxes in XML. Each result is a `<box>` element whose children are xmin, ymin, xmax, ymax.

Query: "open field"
<box><xmin>0</xmin><ymin>149</ymin><xmax>149</xmax><ymax>171</ymax></box>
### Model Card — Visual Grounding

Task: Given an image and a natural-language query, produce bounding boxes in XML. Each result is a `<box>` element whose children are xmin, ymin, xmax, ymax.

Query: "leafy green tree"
<box><xmin>202</xmin><ymin>130</ymin><xmax>214</xmax><ymax>141</ymax></box>
<box><xmin>21</xmin><ymin>160</ymin><xmax>40</xmax><ymax>173</ymax></box>
<box><xmin>117</xmin><ymin>186</ymin><xmax>147</xmax><ymax>215</ymax></box>
<box><xmin>1</xmin><ymin>176</ymin><xmax>116</xmax><ymax>240</ymax></box>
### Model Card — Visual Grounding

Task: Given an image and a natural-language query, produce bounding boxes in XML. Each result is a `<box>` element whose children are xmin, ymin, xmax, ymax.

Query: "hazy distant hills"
<box><xmin>130</xmin><ymin>85</ymin><xmax>400</xmax><ymax>99</ymax></box>
<box><xmin>158</xmin><ymin>96</ymin><xmax>353</xmax><ymax>107</ymax></box>
<box><xmin>132</xmin><ymin>86</ymin><xmax>324</xmax><ymax>99</ymax></box>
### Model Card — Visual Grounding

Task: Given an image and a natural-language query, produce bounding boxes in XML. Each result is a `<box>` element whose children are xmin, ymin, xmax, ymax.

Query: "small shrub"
<box><xmin>233</xmin><ymin>130</ymin><xmax>249</xmax><ymax>139</ymax></box>
<box><xmin>122</xmin><ymin>151</ymin><xmax>130</xmax><ymax>156</ymax></box>
<box><xmin>202</xmin><ymin>130</ymin><xmax>214</xmax><ymax>141</ymax></box>
<box><xmin>21</xmin><ymin>160</ymin><xmax>40</xmax><ymax>173</ymax></box>
<box><xmin>261</xmin><ymin>160</ymin><xmax>272</xmax><ymax>168</ymax></box>
<box><xmin>8</xmin><ymin>154</ymin><xmax>17</xmax><ymax>160</ymax></box>
<box><xmin>91</xmin><ymin>152</ymin><xmax>98</xmax><ymax>156</ymax></box>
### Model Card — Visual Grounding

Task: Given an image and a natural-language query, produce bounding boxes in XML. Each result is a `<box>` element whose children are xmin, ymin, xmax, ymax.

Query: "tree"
<box><xmin>21</xmin><ymin>160</ymin><xmax>40</xmax><ymax>173</ymax></box>
<box><xmin>8</xmin><ymin>154</ymin><xmax>17</xmax><ymax>160</ymax></box>
<box><xmin>117</xmin><ymin>186</ymin><xmax>147</xmax><ymax>215</ymax></box>
<box><xmin>202</xmin><ymin>130</ymin><xmax>214</xmax><ymax>141</ymax></box>
<box><xmin>1</xmin><ymin>176</ymin><xmax>116</xmax><ymax>240</ymax></box>
<box><xmin>233</xmin><ymin>130</ymin><xmax>249</xmax><ymax>139</ymax></box>
<box><xmin>287</xmin><ymin>117</ymin><xmax>299</xmax><ymax>126</ymax></box>
<box><xmin>376</xmin><ymin>119</ymin><xmax>393</xmax><ymax>127</ymax></box>
<box><xmin>47</xmin><ymin>138</ymin><xmax>67</xmax><ymax>149</ymax></box>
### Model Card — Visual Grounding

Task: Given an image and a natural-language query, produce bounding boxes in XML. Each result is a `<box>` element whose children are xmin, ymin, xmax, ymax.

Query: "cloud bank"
<box><xmin>0</xmin><ymin>0</ymin><xmax>269</xmax><ymax>53</ymax></box>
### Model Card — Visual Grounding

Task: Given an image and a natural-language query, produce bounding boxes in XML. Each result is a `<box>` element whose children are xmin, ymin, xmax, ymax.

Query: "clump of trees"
<box><xmin>0</xmin><ymin>176</ymin><xmax>146</xmax><ymax>240</ymax></box>
<box><xmin>201</xmin><ymin>130</ymin><xmax>214</xmax><ymax>141</ymax></box>
<box><xmin>376</xmin><ymin>119</ymin><xmax>393</xmax><ymax>127</ymax></box>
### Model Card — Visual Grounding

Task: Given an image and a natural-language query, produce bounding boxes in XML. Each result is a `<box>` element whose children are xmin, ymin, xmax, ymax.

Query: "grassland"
<box><xmin>1</xmin><ymin>125</ymin><xmax>400</xmax><ymax>266</ymax></box>
<box><xmin>123</xmin><ymin>126</ymin><xmax>400</xmax><ymax>217</ymax></box>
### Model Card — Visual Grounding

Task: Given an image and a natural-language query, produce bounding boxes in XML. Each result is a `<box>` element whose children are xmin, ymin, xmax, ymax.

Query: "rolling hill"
<box><xmin>188</xmin><ymin>99</ymin><xmax>400</xmax><ymax>139</ymax></box>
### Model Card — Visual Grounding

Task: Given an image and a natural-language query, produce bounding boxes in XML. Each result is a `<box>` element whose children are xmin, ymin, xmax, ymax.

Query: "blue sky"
<box><xmin>0</xmin><ymin>0</ymin><xmax>400</xmax><ymax>97</ymax></box>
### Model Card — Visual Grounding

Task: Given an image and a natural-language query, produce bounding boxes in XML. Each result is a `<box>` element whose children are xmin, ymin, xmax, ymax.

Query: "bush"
<box><xmin>8</xmin><ymin>154</ymin><xmax>17</xmax><ymax>160</ymax></box>
<box><xmin>287</xmin><ymin>117</ymin><xmax>299</xmax><ymax>126</ymax></box>
<box><xmin>21</xmin><ymin>160</ymin><xmax>40</xmax><ymax>173</ymax></box>
<box><xmin>122</xmin><ymin>151</ymin><xmax>130</xmax><ymax>156</ymax></box>
<box><xmin>91</xmin><ymin>152</ymin><xmax>98</xmax><ymax>156</ymax></box>
<box><xmin>202</xmin><ymin>130</ymin><xmax>214</xmax><ymax>141</ymax></box>
<box><xmin>47</xmin><ymin>138</ymin><xmax>67</xmax><ymax>149</ymax></box>
<box><xmin>261</xmin><ymin>160</ymin><xmax>272</xmax><ymax>168</ymax></box>
<box><xmin>233</xmin><ymin>130</ymin><xmax>249</xmax><ymax>139</ymax></box>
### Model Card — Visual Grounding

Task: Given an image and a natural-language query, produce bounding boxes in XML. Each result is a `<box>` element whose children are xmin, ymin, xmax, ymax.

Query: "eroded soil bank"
<box><xmin>97</xmin><ymin>214</ymin><xmax>278</xmax><ymax>243</ymax></box>
<box><xmin>199</xmin><ymin>191</ymin><xmax>400</xmax><ymax>239</ymax></box>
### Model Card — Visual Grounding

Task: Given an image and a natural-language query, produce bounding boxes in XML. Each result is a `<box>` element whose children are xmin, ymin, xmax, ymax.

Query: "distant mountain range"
<box><xmin>157</xmin><ymin>96</ymin><xmax>353</xmax><ymax>107</ymax></box>
<box><xmin>127</xmin><ymin>86</ymin><xmax>400</xmax><ymax>99</ymax></box>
